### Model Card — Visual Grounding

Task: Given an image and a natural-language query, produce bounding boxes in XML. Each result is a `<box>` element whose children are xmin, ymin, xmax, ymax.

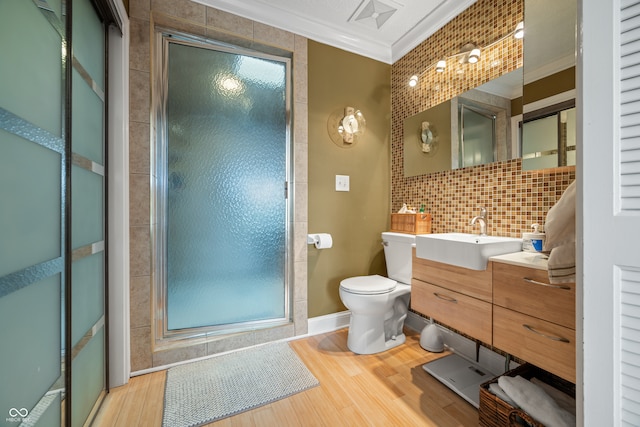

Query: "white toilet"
<box><xmin>339</xmin><ymin>232</ymin><xmax>415</xmax><ymax>354</ymax></box>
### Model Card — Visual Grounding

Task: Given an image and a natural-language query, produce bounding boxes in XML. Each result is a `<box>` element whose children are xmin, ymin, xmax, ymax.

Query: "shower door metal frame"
<box><xmin>151</xmin><ymin>29</ymin><xmax>293</xmax><ymax>344</ymax></box>
<box><xmin>458</xmin><ymin>102</ymin><xmax>497</xmax><ymax>168</ymax></box>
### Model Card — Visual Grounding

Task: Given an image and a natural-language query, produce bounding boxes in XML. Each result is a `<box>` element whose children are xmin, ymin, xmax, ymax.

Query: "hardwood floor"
<box><xmin>93</xmin><ymin>328</ymin><xmax>479</xmax><ymax>426</ymax></box>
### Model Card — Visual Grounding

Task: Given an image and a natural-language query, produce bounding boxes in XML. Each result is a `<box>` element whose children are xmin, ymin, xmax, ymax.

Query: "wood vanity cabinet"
<box><xmin>410</xmin><ymin>250</ymin><xmax>577</xmax><ymax>384</ymax></box>
<box><xmin>411</xmin><ymin>252</ymin><xmax>493</xmax><ymax>344</ymax></box>
<box><xmin>492</xmin><ymin>262</ymin><xmax>576</xmax><ymax>383</ymax></box>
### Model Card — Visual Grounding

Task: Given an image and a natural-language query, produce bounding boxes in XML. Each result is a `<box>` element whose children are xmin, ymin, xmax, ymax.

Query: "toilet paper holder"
<box><xmin>307</xmin><ymin>233</ymin><xmax>333</xmax><ymax>249</ymax></box>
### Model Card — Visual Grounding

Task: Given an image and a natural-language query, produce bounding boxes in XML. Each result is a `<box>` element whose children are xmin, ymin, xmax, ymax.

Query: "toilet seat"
<box><xmin>340</xmin><ymin>275</ymin><xmax>397</xmax><ymax>295</ymax></box>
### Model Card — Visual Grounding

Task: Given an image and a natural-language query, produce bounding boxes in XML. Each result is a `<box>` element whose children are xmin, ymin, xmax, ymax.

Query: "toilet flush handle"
<box><xmin>381</xmin><ymin>240</ymin><xmax>389</xmax><ymax>246</ymax></box>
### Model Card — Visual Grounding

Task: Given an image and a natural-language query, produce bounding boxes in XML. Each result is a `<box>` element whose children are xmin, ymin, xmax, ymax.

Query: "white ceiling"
<box><xmin>196</xmin><ymin>0</ymin><xmax>478</xmax><ymax>64</ymax></box>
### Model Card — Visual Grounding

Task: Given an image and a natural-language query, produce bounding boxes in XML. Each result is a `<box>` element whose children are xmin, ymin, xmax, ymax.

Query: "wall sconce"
<box><xmin>327</xmin><ymin>106</ymin><xmax>367</xmax><ymax>147</ymax></box>
<box><xmin>420</xmin><ymin>121</ymin><xmax>437</xmax><ymax>154</ymax></box>
<box><xmin>408</xmin><ymin>21</ymin><xmax>524</xmax><ymax>86</ymax></box>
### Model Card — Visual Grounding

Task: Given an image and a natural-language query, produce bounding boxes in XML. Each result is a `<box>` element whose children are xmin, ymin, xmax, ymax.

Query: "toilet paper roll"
<box><xmin>314</xmin><ymin>233</ymin><xmax>333</xmax><ymax>249</ymax></box>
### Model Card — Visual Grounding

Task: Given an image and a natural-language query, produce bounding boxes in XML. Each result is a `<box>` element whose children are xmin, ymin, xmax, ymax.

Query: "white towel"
<box><xmin>544</xmin><ymin>180</ymin><xmax>576</xmax><ymax>284</ymax></box>
<box><xmin>489</xmin><ymin>383</ymin><xmax>519</xmax><ymax>407</ymax></box>
<box><xmin>547</xmin><ymin>243</ymin><xmax>576</xmax><ymax>284</ymax></box>
<box><xmin>531</xmin><ymin>377</ymin><xmax>576</xmax><ymax>416</ymax></box>
<box><xmin>498</xmin><ymin>375</ymin><xmax>576</xmax><ymax>427</ymax></box>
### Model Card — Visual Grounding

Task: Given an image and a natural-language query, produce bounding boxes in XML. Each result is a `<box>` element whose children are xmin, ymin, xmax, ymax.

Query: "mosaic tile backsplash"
<box><xmin>391</xmin><ymin>0</ymin><xmax>575</xmax><ymax>238</ymax></box>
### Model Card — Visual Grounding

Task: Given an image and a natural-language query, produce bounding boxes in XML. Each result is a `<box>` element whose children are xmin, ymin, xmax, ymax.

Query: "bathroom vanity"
<box><xmin>412</xmin><ymin>250</ymin><xmax>576</xmax><ymax>384</ymax></box>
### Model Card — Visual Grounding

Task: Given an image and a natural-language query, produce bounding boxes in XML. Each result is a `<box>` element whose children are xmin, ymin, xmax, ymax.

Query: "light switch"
<box><xmin>336</xmin><ymin>175</ymin><xmax>350</xmax><ymax>192</ymax></box>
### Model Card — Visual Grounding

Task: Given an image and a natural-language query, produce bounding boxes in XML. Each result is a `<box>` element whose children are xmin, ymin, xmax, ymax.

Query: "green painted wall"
<box><xmin>307</xmin><ymin>41</ymin><xmax>392</xmax><ymax>318</ymax></box>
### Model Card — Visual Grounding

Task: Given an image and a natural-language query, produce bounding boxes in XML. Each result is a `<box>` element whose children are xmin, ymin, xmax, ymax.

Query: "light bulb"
<box><xmin>436</xmin><ymin>60</ymin><xmax>446</xmax><ymax>72</ymax></box>
<box><xmin>468</xmin><ymin>48</ymin><xmax>481</xmax><ymax>64</ymax></box>
<box><xmin>514</xmin><ymin>21</ymin><xmax>524</xmax><ymax>39</ymax></box>
<box><xmin>409</xmin><ymin>75</ymin><xmax>418</xmax><ymax>87</ymax></box>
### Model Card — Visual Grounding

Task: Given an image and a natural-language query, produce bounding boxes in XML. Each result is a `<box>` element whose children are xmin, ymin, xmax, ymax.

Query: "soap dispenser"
<box><xmin>522</xmin><ymin>223</ymin><xmax>546</xmax><ymax>253</ymax></box>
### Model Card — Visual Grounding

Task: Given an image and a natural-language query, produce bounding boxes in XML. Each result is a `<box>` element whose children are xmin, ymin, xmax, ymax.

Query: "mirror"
<box><xmin>404</xmin><ymin>69</ymin><xmax>522</xmax><ymax>176</ymax></box>
<box><xmin>521</xmin><ymin>0</ymin><xmax>577</xmax><ymax>170</ymax></box>
<box><xmin>403</xmin><ymin>0</ymin><xmax>578</xmax><ymax>177</ymax></box>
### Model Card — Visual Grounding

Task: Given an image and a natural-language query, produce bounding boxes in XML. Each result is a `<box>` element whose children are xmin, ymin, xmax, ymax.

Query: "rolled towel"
<box><xmin>498</xmin><ymin>375</ymin><xmax>576</xmax><ymax>427</ymax></box>
<box><xmin>489</xmin><ymin>383</ymin><xmax>519</xmax><ymax>407</ymax></box>
<box><xmin>544</xmin><ymin>180</ymin><xmax>576</xmax><ymax>251</ymax></box>
<box><xmin>531</xmin><ymin>377</ymin><xmax>576</xmax><ymax>416</ymax></box>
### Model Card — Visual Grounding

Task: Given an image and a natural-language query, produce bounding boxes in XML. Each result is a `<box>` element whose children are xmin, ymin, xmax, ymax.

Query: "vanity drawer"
<box><xmin>493</xmin><ymin>306</ymin><xmax>576</xmax><ymax>383</ymax></box>
<box><xmin>412</xmin><ymin>252</ymin><xmax>493</xmax><ymax>302</ymax></box>
<box><xmin>412</xmin><ymin>279</ymin><xmax>492</xmax><ymax>344</ymax></box>
<box><xmin>493</xmin><ymin>262</ymin><xmax>575</xmax><ymax>329</ymax></box>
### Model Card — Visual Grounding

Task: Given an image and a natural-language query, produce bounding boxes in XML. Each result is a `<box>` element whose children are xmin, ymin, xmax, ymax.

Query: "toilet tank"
<box><xmin>381</xmin><ymin>232</ymin><xmax>416</xmax><ymax>285</ymax></box>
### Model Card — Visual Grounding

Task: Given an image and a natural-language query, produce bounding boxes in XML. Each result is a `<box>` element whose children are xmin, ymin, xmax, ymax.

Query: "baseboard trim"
<box><xmin>307</xmin><ymin>311</ymin><xmax>351</xmax><ymax>336</ymax></box>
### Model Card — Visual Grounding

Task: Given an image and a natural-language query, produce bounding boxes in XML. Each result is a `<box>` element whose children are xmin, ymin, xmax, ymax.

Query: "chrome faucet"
<box><xmin>470</xmin><ymin>207</ymin><xmax>488</xmax><ymax>236</ymax></box>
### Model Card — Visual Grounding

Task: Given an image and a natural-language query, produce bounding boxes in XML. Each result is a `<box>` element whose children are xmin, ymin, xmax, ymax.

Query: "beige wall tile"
<box><xmin>254</xmin><ymin>22</ymin><xmax>295</xmax><ymax>51</ymax></box>
<box><xmin>294</xmin><ymin>35</ymin><xmax>308</xmax><ymax>64</ymax></box>
<box><xmin>129</xmin><ymin>0</ymin><xmax>150</xmax><ymax>20</ymax></box>
<box><xmin>129</xmin><ymin>121</ymin><xmax>150</xmax><ymax>174</ymax></box>
<box><xmin>174</xmin><ymin>0</ymin><xmax>206</xmax><ymax>25</ymax></box>
<box><xmin>129</xmin><ymin>173</ymin><xmax>150</xmax><ymax>226</ymax></box>
<box><xmin>206</xmin><ymin>331</ymin><xmax>256</xmax><ymax>355</ymax></box>
<box><xmin>130</xmin><ymin>326</ymin><xmax>152</xmax><ymax>372</ymax></box>
<box><xmin>294</xmin><ymin>222</ymin><xmax>308</xmax><ymax>264</ymax></box>
<box><xmin>293</xmin><ymin>60</ymin><xmax>308</xmax><ymax>104</ymax></box>
<box><xmin>129</xmin><ymin>70</ymin><xmax>150</xmax><ymax>124</ymax></box>
<box><xmin>294</xmin><ymin>182</ymin><xmax>308</xmax><ymax>223</ymax></box>
<box><xmin>294</xmin><ymin>260</ymin><xmax>307</xmax><ymax>302</ymax></box>
<box><xmin>206</xmin><ymin>8</ymin><xmax>253</xmax><ymax>39</ymax></box>
<box><xmin>293</xmin><ymin>101</ymin><xmax>308</xmax><ymax>146</ymax></box>
<box><xmin>130</xmin><ymin>275</ymin><xmax>151</xmax><ymax>328</ymax></box>
<box><xmin>130</xmin><ymin>18</ymin><xmax>150</xmax><ymax>72</ymax></box>
<box><xmin>294</xmin><ymin>139</ymin><xmax>308</xmax><ymax>184</ymax></box>
<box><xmin>293</xmin><ymin>301</ymin><xmax>308</xmax><ymax>336</ymax></box>
<box><xmin>130</xmin><ymin>225</ymin><xmax>151</xmax><ymax>277</ymax></box>
<box><xmin>254</xmin><ymin>324</ymin><xmax>296</xmax><ymax>346</ymax></box>
<box><xmin>153</xmin><ymin>343</ymin><xmax>207</xmax><ymax>367</ymax></box>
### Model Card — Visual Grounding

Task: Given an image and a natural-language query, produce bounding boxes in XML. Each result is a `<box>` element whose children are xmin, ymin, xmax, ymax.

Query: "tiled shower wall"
<box><xmin>391</xmin><ymin>0</ymin><xmax>575</xmax><ymax>237</ymax></box>
<box><xmin>128</xmin><ymin>0</ymin><xmax>308</xmax><ymax>372</ymax></box>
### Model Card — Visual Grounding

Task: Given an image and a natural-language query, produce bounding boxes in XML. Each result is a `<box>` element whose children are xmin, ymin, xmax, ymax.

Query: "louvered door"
<box><xmin>582</xmin><ymin>0</ymin><xmax>640</xmax><ymax>425</ymax></box>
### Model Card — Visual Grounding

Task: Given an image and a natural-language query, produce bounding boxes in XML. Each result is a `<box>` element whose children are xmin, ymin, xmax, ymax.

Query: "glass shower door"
<box><xmin>158</xmin><ymin>37</ymin><xmax>291</xmax><ymax>336</ymax></box>
<box><xmin>459</xmin><ymin>104</ymin><xmax>496</xmax><ymax>168</ymax></box>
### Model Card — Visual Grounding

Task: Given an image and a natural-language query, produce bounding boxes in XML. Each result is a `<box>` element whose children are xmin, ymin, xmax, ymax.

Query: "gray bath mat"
<box><xmin>162</xmin><ymin>341</ymin><xmax>319</xmax><ymax>427</ymax></box>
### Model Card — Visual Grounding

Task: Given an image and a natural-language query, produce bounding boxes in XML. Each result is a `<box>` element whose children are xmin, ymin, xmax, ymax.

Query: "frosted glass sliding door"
<box><xmin>0</xmin><ymin>0</ymin><xmax>114</xmax><ymax>425</ymax></box>
<box><xmin>0</xmin><ymin>1</ymin><xmax>66</xmax><ymax>425</ymax></box>
<box><xmin>155</xmin><ymin>35</ymin><xmax>291</xmax><ymax>337</ymax></box>
<box><xmin>69</xmin><ymin>0</ymin><xmax>108</xmax><ymax>425</ymax></box>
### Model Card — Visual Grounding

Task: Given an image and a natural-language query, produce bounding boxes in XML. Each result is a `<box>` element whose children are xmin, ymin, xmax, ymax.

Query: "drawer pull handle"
<box><xmin>522</xmin><ymin>324</ymin><xmax>570</xmax><ymax>343</ymax></box>
<box><xmin>523</xmin><ymin>277</ymin><xmax>571</xmax><ymax>290</ymax></box>
<box><xmin>434</xmin><ymin>292</ymin><xmax>457</xmax><ymax>303</ymax></box>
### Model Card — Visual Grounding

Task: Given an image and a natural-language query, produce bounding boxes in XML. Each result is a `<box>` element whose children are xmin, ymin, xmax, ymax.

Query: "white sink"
<box><xmin>415</xmin><ymin>233</ymin><xmax>523</xmax><ymax>270</ymax></box>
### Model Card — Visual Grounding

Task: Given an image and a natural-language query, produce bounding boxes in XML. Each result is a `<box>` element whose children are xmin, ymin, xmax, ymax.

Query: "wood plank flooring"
<box><xmin>93</xmin><ymin>328</ymin><xmax>479</xmax><ymax>426</ymax></box>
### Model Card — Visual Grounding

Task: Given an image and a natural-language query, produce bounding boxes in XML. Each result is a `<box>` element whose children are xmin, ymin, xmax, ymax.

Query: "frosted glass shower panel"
<box><xmin>460</xmin><ymin>105</ymin><xmax>495</xmax><ymax>168</ymax></box>
<box><xmin>166</xmin><ymin>42</ymin><xmax>288</xmax><ymax>330</ymax></box>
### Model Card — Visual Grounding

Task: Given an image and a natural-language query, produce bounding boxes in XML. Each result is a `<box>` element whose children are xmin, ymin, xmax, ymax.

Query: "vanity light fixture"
<box><xmin>468</xmin><ymin>48</ymin><xmax>481</xmax><ymax>64</ymax></box>
<box><xmin>514</xmin><ymin>21</ymin><xmax>524</xmax><ymax>39</ymax></box>
<box><xmin>327</xmin><ymin>106</ymin><xmax>367</xmax><ymax>146</ymax></box>
<box><xmin>408</xmin><ymin>21</ymin><xmax>524</xmax><ymax>86</ymax></box>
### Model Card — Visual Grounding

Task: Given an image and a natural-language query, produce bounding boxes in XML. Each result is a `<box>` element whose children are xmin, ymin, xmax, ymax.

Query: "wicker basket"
<box><xmin>478</xmin><ymin>364</ymin><xmax>575</xmax><ymax>427</ymax></box>
<box><xmin>390</xmin><ymin>213</ymin><xmax>432</xmax><ymax>234</ymax></box>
